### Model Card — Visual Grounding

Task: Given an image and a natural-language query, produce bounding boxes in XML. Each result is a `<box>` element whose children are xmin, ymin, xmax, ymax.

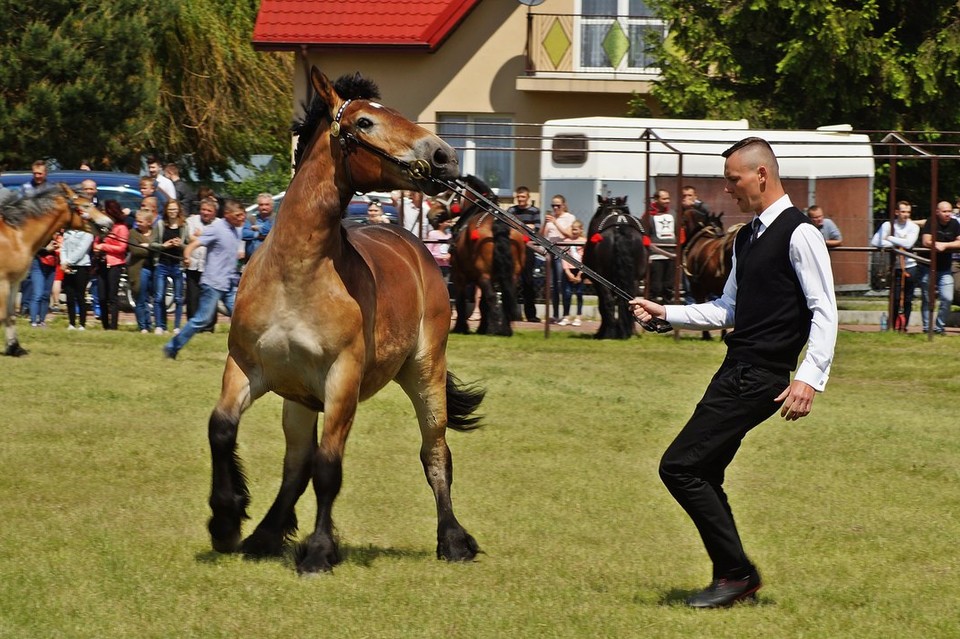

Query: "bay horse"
<box><xmin>582</xmin><ymin>195</ymin><xmax>648</xmax><ymax>339</ymax></box>
<box><xmin>0</xmin><ymin>185</ymin><xmax>113</xmax><ymax>356</ymax></box>
<box><xmin>680</xmin><ymin>207</ymin><xmax>739</xmax><ymax>339</ymax></box>
<box><xmin>205</xmin><ymin>68</ymin><xmax>483</xmax><ymax>574</ymax></box>
<box><xmin>429</xmin><ymin>175</ymin><xmax>526</xmax><ymax>336</ymax></box>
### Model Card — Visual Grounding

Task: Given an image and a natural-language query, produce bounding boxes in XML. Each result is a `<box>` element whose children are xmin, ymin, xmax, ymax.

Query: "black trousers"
<box><xmin>659</xmin><ymin>358</ymin><xmax>787</xmax><ymax>579</ymax></box>
<box><xmin>648</xmin><ymin>258</ymin><xmax>674</xmax><ymax>303</ymax></box>
<box><xmin>63</xmin><ymin>266</ymin><xmax>91</xmax><ymax>328</ymax></box>
<box><xmin>98</xmin><ymin>265</ymin><xmax>122</xmax><ymax>330</ymax></box>
<box><xmin>520</xmin><ymin>247</ymin><xmax>540</xmax><ymax>320</ymax></box>
<box><xmin>891</xmin><ymin>266</ymin><xmax>917</xmax><ymax>329</ymax></box>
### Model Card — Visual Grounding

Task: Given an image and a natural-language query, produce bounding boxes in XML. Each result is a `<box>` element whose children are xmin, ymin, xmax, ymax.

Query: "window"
<box><xmin>577</xmin><ymin>0</ymin><xmax>663</xmax><ymax>73</ymax></box>
<box><xmin>438</xmin><ymin>115</ymin><xmax>514</xmax><ymax>194</ymax></box>
<box><xmin>552</xmin><ymin>135</ymin><xmax>589</xmax><ymax>165</ymax></box>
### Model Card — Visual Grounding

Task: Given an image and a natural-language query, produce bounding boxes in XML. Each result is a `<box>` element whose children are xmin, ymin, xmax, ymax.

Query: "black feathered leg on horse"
<box><xmin>613</xmin><ymin>225</ymin><xmax>641</xmax><ymax>338</ymax></box>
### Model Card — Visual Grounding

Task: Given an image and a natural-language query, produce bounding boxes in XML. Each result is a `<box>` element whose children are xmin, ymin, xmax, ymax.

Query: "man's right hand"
<box><xmin>628</xmin><ymin>298</ymin><xmax>666</xmax><ymax>324</ymax></box>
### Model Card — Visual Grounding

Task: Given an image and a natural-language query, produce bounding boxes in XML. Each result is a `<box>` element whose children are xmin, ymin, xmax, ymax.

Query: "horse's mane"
<box><xmin>461</xmin><ymin>175</ymin><xmax>496</xmax><ymax>203</ymax></box>
<box><xmin>292</xmin><ymin>73</ymin><xmax>383</xmax><ymax>170</ymax></box>
<box><xmin>0</xmin><ymin>186</ymin><xmax>63</xmax><ymax>228</ymax></box>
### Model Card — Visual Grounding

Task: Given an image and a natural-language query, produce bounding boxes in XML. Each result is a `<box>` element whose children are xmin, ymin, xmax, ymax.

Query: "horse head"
<box><xmin>589</xmin><ymin>194</ymin><xmax>634</xmax><ymax>238</ymax></box>
<box><xmin>681</xmin><ymin>206</ymin><xmax>724</xmax><ymax>240</ymax></box>
<box><xmin>596</xmin><ymin>194</ymin><xmax>630</xmax><ymax>215</ymax></box>
<box><xmin>427</xmin><ymin>175</ymin><xmax>496</xmax><ymax>233</ymax></box>
<box><xmin>296</xmin><ymin>68</ymin><xmax>459</xmax><ymax>197</ymax></box>
<box><xmin>60</xmin><ymin>185</ymin><xmax>114</xmax><ymax>236</ymax></box>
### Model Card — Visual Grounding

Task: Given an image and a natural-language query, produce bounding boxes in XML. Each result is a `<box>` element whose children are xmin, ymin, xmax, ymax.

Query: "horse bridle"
<box><xmin>429</xmin><ymin>176</ymin><xmax>673</xmax><ymax>334</ymax></box>
<box><xmin>330</xmin><ymin>99</ymin><xmax>433</xmax><ymax>192</ymax></box>
<box><xmin>65</xmin><ymin>191</ymin><xmax>111</xmax><ymax>238</ymax></box>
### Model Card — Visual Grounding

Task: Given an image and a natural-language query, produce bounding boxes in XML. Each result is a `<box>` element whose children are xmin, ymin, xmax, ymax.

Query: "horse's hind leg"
<box><xmin>241</xmin><ymin>400</ymin><xmax>318</xmax><ymax>558</ymax></box>
<box><xmin>208</xmin><ymin>355</ymin><xmax>255</xmax><ymax>553</ymax></box>
<box><xmin>397</xmin><ymin>360</ymin><xmax>479</xmax><ymax>562</ymax></box>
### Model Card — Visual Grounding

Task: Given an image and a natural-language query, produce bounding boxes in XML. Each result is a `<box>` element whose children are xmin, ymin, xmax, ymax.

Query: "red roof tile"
<box><xmin>253</xmin><ymin>0</ymin><xmax>483</xmax><ymax>51</ymax></box>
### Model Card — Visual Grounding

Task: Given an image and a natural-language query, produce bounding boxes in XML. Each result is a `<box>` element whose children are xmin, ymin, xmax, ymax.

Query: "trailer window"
<box><xmin>552</xmin><ymin>135</ymin><xmax>588</xmax><ymax>164</ymax></box>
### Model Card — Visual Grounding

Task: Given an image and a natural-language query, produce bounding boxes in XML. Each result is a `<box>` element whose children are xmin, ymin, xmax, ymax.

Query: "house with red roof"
<box><xmin>253</xmin><ymin>0</ymin><xmax>664</xmax><ymax>201</ymax></box>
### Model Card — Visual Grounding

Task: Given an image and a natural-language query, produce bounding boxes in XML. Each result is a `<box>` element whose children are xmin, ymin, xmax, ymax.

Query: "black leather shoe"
<box><xmin>685</xmin><ymin>571</ymin><xmax>761</xmax><ymax>608</ymax></box>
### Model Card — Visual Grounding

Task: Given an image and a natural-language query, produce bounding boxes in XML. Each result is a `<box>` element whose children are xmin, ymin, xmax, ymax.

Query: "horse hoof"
<box><xmin>437</xmin><ymin>529</ymin><xmax>479</xmax><ymax>562</ymax></box>
<box><xmin>4</xmin><ymin>343</ymin><xmax>28</xmax><ymax>357</ymax></box>
<box><xmin>208</xmin><ymin>517</ymin><xmax>242</xmax><ymax>553</ymax></box>
<box><xmin>211</xmin><ymin>533</ymin><xmax>242</xmax><ymax>554</ymax></box>
<box><xmin>294</xmin><ymin>538</ymin><xmax>340</xmax><ymax>574</ymax></box>
<box><xmin>241</xmin><ymin>531</ymin><xmax>286</xmax><ymax>558</ymax></box>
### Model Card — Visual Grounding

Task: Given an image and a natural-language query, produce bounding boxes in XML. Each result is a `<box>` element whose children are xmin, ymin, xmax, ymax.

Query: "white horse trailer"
<box><xmin>539</xmin><ymin>118</ymin><xmax>876</xmax><ymax>288</ymax></box>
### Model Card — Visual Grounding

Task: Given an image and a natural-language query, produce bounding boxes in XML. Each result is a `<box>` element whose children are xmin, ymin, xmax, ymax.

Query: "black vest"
<box><xmin>725</xmin><ymin>207</ymin><xmax>813</xmax><ymax>372</ymax></box>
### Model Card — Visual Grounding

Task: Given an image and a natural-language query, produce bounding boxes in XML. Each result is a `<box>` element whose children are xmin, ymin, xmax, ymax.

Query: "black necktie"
<box><xmin>748</xmin><ymin>217</ymin><xmax>761</xmax><ymax>246</ymax></box>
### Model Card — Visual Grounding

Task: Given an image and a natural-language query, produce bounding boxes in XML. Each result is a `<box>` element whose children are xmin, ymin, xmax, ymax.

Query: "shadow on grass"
<box><xmin>656</xmin><ymin>587</ymin><xmax>774</xmax><ymax>608</ymax></box>
<box><xmin>193</xmin><ymin>543</ymin><xmax>434</xmax><ymax>570</ymax></box>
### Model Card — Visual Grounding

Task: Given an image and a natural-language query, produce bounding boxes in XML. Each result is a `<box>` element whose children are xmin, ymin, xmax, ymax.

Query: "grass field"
<box><xmin>0</xmin><ymin>320</ymin><xmax>958</xmax><ymax>638</ymax></box>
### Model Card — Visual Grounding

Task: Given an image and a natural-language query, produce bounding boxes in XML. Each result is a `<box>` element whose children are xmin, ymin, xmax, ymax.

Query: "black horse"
<box><xmin>582</xmin><ymin>195</ymin><xmax>649</xmax><ymax>339</ymax></box>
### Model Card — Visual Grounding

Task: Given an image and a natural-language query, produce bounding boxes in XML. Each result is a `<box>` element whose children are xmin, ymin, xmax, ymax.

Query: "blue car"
<box><xmin>0</xmin><ymin>170</ymin><xmax>143</xmax><ymax>212</ymax></box>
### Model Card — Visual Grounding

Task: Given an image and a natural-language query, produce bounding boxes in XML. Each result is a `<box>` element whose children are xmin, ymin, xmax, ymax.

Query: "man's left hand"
<box><xmin>775</xmin><ymin>380</ymin><xmax>816</xmax><ymax>421</ymax></box>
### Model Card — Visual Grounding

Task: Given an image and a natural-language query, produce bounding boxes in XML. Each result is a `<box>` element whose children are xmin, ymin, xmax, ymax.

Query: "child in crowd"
<box><xmin>558</xmin><ymin>219</ymin><xmax>586</xmax><ymax>327</ymax></box>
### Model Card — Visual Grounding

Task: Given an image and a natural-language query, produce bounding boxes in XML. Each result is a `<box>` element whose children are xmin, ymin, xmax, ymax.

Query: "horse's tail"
<box><xmin>491</xmin><ymin>220</ymin><xmax>513</xmax><ymax>291</ymax></box>
<box><xmin>445</xmin><ymin>371</ymin><xmax>485</xmax><ymax>431</ymax></box>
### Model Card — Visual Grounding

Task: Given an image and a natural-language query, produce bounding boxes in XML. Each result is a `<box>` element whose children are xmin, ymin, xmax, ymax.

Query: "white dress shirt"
<box><xmin>664</xmin><ymin>194</ymin><xmax>838</xmax><ymax>391</ymax></box>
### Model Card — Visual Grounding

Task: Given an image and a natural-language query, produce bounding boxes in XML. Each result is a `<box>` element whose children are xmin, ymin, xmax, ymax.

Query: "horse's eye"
<box><xmin>356</xmin><ymin>117</ymin><xmax>373</xmax><ymax>130</ymax></box>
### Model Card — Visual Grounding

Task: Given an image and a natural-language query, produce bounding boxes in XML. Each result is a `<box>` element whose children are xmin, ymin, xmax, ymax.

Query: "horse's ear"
<box><xmin>310</xmin><ymin>67</ymin><xmax>340</xmax><ymax>111</ymax></box>
<box><xmin>597</xmin><ymin>194</ymin><xmax>604</xmax><ymax>204</ymax></box>
<box><xmin>622</xmin><ymin>195</ymin><xmax>628</xmax><ymax>204</ymax></box>
<box><xmin>60</xmin><ymin>184</ymin><xmax>77</xmax><ymax>199</ymax></box>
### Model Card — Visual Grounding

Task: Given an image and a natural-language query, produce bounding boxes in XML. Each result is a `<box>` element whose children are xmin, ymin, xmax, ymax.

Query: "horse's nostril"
<box><xmin>432</xmin><ymin>146</ymin><xmax>451</xmax><ymax>167</ymax></box>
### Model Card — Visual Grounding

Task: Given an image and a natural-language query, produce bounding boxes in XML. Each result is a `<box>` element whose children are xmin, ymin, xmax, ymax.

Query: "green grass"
<box><xmin>0</xmin><ymin>319</ymin><xmax>958</xmax><ymax>638</ymax></box>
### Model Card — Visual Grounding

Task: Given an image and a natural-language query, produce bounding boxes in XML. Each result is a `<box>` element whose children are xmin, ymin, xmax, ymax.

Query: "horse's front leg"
<box><xmin>241</xmin><ymin>400</ymin><xmax>318</xmax><ymax>558</ymax></box>
<box><xmin>296</xmin><ymin>366</ymin><xmax>360</xmax><ymax>574</ymax></box>
<box><xmin>208</xmin><ymin>355</ymin><xmax>255</xmax><ymax>553</ymax></box>
<box><xmin>2</xmin><ymin>282</ymin><xmax>27</xmax><ymax>357</ymax></box>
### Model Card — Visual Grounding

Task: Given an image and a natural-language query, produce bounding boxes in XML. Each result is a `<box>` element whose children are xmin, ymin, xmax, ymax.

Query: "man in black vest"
<box><xmin>631</xmin><ymin>137</ymin><xmax>838</xmax><ymax>608</ymax></box>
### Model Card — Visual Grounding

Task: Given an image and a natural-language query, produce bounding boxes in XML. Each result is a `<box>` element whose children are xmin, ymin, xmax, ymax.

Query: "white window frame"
<box><xmin>437</xmin><ymin>114</ymin><xmax>515</xmax><ymax>196</ymax></box>
<box><xmin>574</xmin><ymin>0</ymin><xmax>664</xmax><ymax>74</ymax></box>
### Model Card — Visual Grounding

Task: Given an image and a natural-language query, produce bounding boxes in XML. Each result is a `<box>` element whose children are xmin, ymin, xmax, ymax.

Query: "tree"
<box><xmin>0</xmin><ymin>0</ymin><xmax>293</xmax><ymax>178</ymax></box>
<box><xmin>637</xmin><ymin>0</ymin><xmax>960</xmax><ymax>215</ymax></box>
<box><xmin>149</xmin><ymin>0</ymin><xmax>294</xmax><ymax>180</ymax></box>
<box><xmin>0</xmin><ymin>0</ymin><xmax>157</xmax><ymax>171</ymax></box>
<box><xmin>638</xmin><ymin>1</ymin><xmax>960</xmax><ymax>130</ymax></box>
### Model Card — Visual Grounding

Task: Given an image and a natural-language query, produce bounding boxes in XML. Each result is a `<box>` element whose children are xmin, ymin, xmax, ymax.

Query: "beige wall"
<box><xmin>294</xmin><ymin>1</ymin><xmax>651</xmax><ymax>201</ymax></box>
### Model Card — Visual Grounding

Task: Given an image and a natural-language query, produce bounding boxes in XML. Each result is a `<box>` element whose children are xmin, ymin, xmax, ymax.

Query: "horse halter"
<box><xmin>67</xmin><ymin>193</ymin><xmax>111</xmax><ymax>237</ymax></box>
<box><xmin>329</xmin><ymin>99</ymin><xmax>433</xmax><ymax>192</ymax></box>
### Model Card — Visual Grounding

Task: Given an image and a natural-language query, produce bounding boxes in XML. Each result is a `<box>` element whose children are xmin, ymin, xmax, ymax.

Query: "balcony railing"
<box><xmin>525</xmin><ymin>12</ymin><xmax>666</xmax><ymax>78</ymax></box>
